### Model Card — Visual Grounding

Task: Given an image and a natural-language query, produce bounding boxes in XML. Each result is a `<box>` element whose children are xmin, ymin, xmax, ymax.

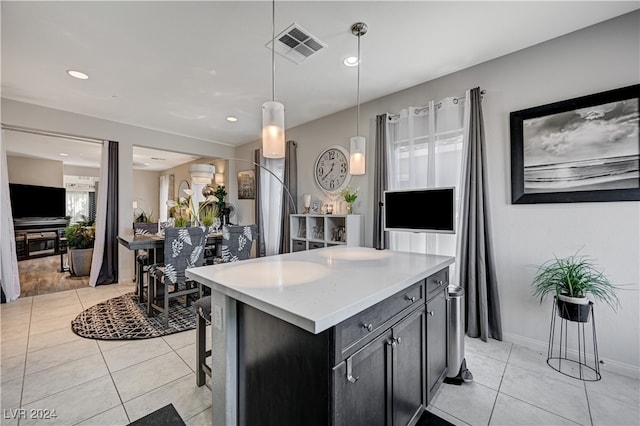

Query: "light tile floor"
<box><xmin>1</xmin><ymin>283</ymin><xmax>639</xmax><ymax>426</ymax></box>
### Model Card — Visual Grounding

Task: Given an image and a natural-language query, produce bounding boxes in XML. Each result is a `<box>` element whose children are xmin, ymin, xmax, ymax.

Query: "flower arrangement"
<box><xmin>340</xmin><ymin>186</ymin><xmax>359</xmax><ymax>213</ymax></box>
<box><xmin>341</xmin><ymin>186</ymin><xmax>359</xmax><ymax>203</ymax></box>
<box><xmin>133</xmin><ymin>208</ymin><xmax>155</xmax><ymax>223</ymax></box>
<box><xmin>167</xmin><ymin>189</ymin><xmax>218</xmax><ymax>227</ymax></box>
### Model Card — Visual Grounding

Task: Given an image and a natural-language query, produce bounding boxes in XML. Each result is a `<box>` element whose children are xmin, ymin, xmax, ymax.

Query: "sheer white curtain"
<box><xmin>66</xmin><ymin>191</ymin><xmax>90</xmax><ymax>223</ymax></box>
<box><xmin>89</xmin><ymin>141</ymin><xmax>108</xmax><ymax>287</ymax></box>
<box><xmin>0</xmin><ymin>133</ymin><xmax>20</xmax><ymax>301</ymax></box>
<box><xmin>159</xmin><ymin>174</ymin><xmax>170</xmax><ymax>222</ymax></box>
<box><xmin>385</xmin><ymin>97</ymin><xmax>466</xmax><ymax>271</ymax></box>
<box><xmin>259</xmin><ymin>156</ymin><xmax>284</xmax><ymax>256</ymax></box>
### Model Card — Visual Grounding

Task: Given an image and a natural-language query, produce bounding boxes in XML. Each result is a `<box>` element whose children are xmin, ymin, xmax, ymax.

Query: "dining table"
<box><xmin>117</xmin><ymin>232</ymin><xmax>223</xmax><ymax>310</ymax></box>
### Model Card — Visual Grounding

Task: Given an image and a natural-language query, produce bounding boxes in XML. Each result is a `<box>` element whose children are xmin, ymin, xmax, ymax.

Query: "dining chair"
<box><xmin>147</xmin><ymin>226</ymin><xmax>207</xmax><ymax>327</ymax></box>
<box><xmin>196</xmin><ymin>224</ymin><xmax>258</xmax><ymax>387</ymax></box>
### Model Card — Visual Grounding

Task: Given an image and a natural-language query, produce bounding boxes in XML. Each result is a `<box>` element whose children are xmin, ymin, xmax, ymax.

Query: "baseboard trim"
<box><xmin>503</xmin><ymin>332</ymin><xmax>640</xmax><ymax>379</ymax></box>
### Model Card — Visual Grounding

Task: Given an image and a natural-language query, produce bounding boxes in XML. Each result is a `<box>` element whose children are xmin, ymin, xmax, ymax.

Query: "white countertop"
<box><xmin>186</xmin><ymin>246</ymin><xmax>454</xmax><ymax>334</ymax></box>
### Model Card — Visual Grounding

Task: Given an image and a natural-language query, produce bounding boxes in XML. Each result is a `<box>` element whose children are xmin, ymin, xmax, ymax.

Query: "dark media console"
<box><xmin>13</xmin><ymin>218</ymin><xmax>69</xmax><ymax>261</ymax></box>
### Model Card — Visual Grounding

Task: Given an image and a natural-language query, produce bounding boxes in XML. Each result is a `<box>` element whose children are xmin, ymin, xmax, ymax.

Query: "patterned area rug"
<box><xmin>71</xmin><ymin>292</ymin><xmax>196</xmax><ymax>340</ymax></box>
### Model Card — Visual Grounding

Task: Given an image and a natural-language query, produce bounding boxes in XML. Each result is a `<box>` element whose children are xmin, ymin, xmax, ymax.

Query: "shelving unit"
<box><xmin>290</xmin><ymin>214</ymin><xmax>363</xmax><ymax>252</ymax></box>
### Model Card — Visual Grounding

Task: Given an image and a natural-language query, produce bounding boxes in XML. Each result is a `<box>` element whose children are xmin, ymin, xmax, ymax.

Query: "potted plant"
<box><xmin>167</xmin><ymin>188</ymin><xmax>218</xmax><ymax>228</ymax></box>
<box><xmin>64</xmin><ymin>216</ymin><xmax>96</xmax><ymax>277</ymax></box>
<box><xmin>531</xmin><ymin>251</ymin><xmax>619</xmax><ymax>322</ymax></box>
<box><xmin>340</xmin><ymin>186</ymin><xmax>359</xmax><ymax>214</ymax></box>
<box><xmin>133</xmin><ymin>208</ymin><xmax>158</xmax><ymax>234</ymax></box>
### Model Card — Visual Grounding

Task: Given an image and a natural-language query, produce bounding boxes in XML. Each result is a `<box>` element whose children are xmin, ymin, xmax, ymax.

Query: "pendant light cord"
<box><xmin>356</xmin><ymin>31</ymin><xmax>361</xmax><ymax>136</ymax></box>
<box><xmin>271</xmin><ymin>0</ymin><xmax>276</xmax><ymax>102</ymax></box>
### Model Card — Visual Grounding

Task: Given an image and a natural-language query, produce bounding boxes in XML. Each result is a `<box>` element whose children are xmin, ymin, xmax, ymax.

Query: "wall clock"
<box><xmin>314</xmin><ymin>145</ymin><xmax>351</xmax><ymax>193</ymax></box>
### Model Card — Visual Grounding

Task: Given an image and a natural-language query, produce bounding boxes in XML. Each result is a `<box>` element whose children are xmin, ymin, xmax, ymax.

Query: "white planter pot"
<box><xmin>558</xmin><ymin>294</ymin><xmax>589</xmax><ymax>305</ymax></box>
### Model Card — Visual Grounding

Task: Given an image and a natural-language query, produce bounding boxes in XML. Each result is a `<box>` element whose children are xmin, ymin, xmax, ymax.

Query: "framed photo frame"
<box><xmin>237</xmin><ymin>170</ymin><xmax>255</xmax><ymax>199</ymax></box>
<box><xmin>510</xmin><ymin>84</ymin><xmax>639</xmax><ymax>204</ymax></box>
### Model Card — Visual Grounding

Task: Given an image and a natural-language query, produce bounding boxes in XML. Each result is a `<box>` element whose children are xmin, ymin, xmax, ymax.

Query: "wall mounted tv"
<box><xmin>383</xmin><ymin>187</ymin><xmax>455</xmax><ymax>234</ymax></box>
<box><xmin>9</xmin><ymin>183</ymin><xmax>66</xmax><ymax>219</ymax></box>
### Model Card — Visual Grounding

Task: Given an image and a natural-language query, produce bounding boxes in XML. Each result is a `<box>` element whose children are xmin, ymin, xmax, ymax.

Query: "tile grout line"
<box><xmin>485</xmin><ymin>342</ymin><xmax>513</xmax><ymax>425</ymax></box>
<box><xmin>16</xmin><ymin>296</ymin><xmax>35</xmax><ymax>426</ymax></box>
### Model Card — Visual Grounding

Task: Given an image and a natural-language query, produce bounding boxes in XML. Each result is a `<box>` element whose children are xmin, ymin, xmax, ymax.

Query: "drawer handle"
<box><xmin>362</xmin><ymin>323</ymin><xmax>373</xmax><ymax>332</ymax></box>
<box><xmin>405</xmin><ymin>295</ymin><xmax>416</xmax><ymax>303</ymax></box>
<box><xmin>436</xmin><ymin>280</ymin><xmax>444</xmax><ymax>286</ymax></box>
<box><xmin>428</xmin><ymin>311</ymin><xmax>434</xmax><ymax>316</ymax></box>
<box><xmin>346</xmin><ymin>356</ymin><xmax>359</xmax><ymax>383</ymax></box>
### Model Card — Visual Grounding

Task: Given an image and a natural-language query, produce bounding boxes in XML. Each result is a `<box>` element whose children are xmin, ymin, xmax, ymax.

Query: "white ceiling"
<box><xmin>2</xmin><ymin>1</ymin><xmax>638</xmax><ymax>169</ymax></box>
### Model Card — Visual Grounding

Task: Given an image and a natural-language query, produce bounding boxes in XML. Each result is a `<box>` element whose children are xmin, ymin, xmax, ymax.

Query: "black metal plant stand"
<box><xmin>547</xmin><ymin>296</ymin><xmax>601</xmax><ymax>381</ymax></box>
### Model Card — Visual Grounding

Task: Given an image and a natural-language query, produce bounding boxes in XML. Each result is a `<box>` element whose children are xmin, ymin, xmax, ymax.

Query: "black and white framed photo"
<box><xmin>237</xmin><ymin>170</ymin><xmax>255</xmax><ymax>199</ymax></box>
<box><xmin>510</xmin><ymin>84</ymin><xmax>639</xmax><ymax>204</ymax></box>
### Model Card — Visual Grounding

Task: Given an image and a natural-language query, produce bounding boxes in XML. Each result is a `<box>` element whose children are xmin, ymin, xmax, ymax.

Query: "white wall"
<box><xmin>7</xmin><ymin>155</ymin><xmax>64</xmax><ymax>187</ymax></box>
<box><xmin>133</xmin><ymin>169</ymin><xmax>160</xmax><ymax>221</ymax></box>
<box><xmin>240</xmin><ymin>11</ymin><xmax>640</xmax><ymax>374</ymax></box>
<box><xmin>1</xmin><ymin>99</ymin><xmax>235</xmax><ymax>282</ymax></box>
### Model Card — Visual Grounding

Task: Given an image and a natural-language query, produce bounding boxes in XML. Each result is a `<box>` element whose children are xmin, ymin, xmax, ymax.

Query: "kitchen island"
<box><xmin>186</xmin><ymin>246</ymin><xmax>454</xmax><ymax>426</ymax></box>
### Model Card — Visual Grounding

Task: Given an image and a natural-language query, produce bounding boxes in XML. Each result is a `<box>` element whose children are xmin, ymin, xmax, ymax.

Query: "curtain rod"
<box><xmin>388</xmin><ymin>89</ymin><xmax>486</xmax><ymax>119</ymax></box>
<box><xmin>1</xmin><ymin>124</ymin><xmax>104</xmax><ymax>144</ymax></box>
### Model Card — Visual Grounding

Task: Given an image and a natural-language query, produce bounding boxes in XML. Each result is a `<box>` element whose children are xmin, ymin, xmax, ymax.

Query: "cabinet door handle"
<box><xmin>405</xmin><ymin>295</ymin><xmax>416</xmax><ymax>303</ymax></box>
<box><xmin>346</xmin><ymin>356</ymin><xmax>359</xmax><ymax>383</ymax></box>
<box><xmin>387</xmin><ymin>337</ymin><xmax>401</xmax><ymax>348</ymax></box>
<box><xmin>362</xmin><ymin>323</ymin><xmax>373</xmax><ymax>332</ymax></box>
<box><xmin>436</xmin><ymin>280</ymin><xmax>444</xmax><ymax>286</ymax></box>
<box><xmin>428</xmin><ymin>311</ymin><xmax>434</xmax><ymax>316</ymax></box>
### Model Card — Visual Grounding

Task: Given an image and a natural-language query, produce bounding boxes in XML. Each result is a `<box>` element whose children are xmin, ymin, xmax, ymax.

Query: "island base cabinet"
<box><xmin>235</xmin><ymin>270</ymin><xmax>447</xmax><ymax>426</ymax></box>
<box><xmin>237</xmin><ymin>303</ymin><xmax>331</xmax><ymax>426</ymax></box>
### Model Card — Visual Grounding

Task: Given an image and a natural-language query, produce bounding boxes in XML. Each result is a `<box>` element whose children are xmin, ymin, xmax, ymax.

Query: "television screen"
<box><xmin>9</xmin><ymin>183</ymin><xmax>66</xmax><ymax>219</ymax></box>
<box><xmin>384</xmin><ymin>187</ymin><xmax>455</xmax><ymax>233</ymax></box>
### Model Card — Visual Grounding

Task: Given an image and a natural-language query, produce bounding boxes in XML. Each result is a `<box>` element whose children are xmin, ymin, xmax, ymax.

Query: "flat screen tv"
<box><xmin>9</xmin><ymin>183</ymin><xmax>66</xmax><ymax>219</ymax></box>
<box><xmin>384</xmin><ymin>187</ymin><xmax>455</xmax><ymax>234</ymax></box>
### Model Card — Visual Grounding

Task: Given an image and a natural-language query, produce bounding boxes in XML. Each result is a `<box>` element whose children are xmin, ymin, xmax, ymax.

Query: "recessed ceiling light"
<box><xmin>67</xmin><ymin>70</ymin><xmax>89</xmax><ymax>80</ymax></box>
<box><xmin>59</xmin><ymin>153</ymin><xmax>69</xmax><ymax>156</ymax></box>
<box><xmin>344</xmin><ymin>56</ymin><xmax>359</xmax><ymax>67</ymax></box>
<box><xmin>226</xmin><ymin>116</ymin><xmax>238</xmax><ymax>122</ymax></box>
<box><xmin>143</xmin><ymin>162</ymin><xmax>150</xmax><ymax>166</ymax></box>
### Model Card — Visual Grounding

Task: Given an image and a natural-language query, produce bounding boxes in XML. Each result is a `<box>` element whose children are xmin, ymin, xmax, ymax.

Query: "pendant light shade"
<box><xmin>262</xmin><ymin>0</ymin><xmax>285</xmax><ymax>159</ymax></box>
<box><xmin>349</xmin><ymin>22</ymin><xmax>367</xmax><ymax>175</ymax></box>
<box><xmin>262</xmin><ymin>100</ymin><xmax>285</xmax><ymax>158</ymax></box>
<box><xmin>189</xmin><ymin>164</ymin><xmax>215</xmax><ymax>185</ymax></box>
<box><xmin>350</xmin><ymin>136</ymin><xmax>366</xmax><ymax>175</ymax></box>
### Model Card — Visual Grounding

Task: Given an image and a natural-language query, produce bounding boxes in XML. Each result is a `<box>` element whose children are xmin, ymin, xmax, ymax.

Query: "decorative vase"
<box><xmin>346</xmin><ymin>203</ymin><xmax>353</xmax><ymax>214</ymax></box>
<box><xmin>69</xmin><ymin>247</ymin><xmax>93</xmax><ymax>277</ymax></box>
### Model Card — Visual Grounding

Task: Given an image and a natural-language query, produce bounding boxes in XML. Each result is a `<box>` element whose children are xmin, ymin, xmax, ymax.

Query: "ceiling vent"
<box><xmin>266</xmin><ymin>23</ymin><xmax>326</xmax><ymax>64</ymax></box>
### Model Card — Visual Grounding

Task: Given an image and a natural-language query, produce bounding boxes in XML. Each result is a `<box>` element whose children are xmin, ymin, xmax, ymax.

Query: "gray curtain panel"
<box><xmin>96</xmin><ymin>140</ymin><xmax>118</xmax><ymax>285</ymax></box>
<box><xmin>458</xmin><ymin>87</ymin><xmax>502</xmax><ymax>341</ymax></box>
<box><xmin>373</xmin><ymin>114</ymin><xmax>388</xmax><ymax>250</ymax></box>
<box><xmin>280</xmin><ymin>140</ymin><xmax>298</xmax><ymax>254</ymax></box>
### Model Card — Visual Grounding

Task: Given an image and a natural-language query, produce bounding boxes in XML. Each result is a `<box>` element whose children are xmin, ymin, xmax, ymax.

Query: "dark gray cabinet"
<box><xmin>333</xmin><ymin>305</ymin><xmax>426</xmax><ymax>426</ymax></box>
<box><xmin>333</xmin><ymin>329</ymin><xmax>392</xmax><ymax>426</ymax></box>
<box><xmin>392</xmin><ymin>306</ymin><xmax>426</xmax><ymax>426</ymax></box>
<box><xmin>426</xmin><ymin>272</ymin><xmax>448</xmax><ymax>402</ymax></box>
<box><xmin>236</xmin><ymin>268</ymin><xmax>448</xmax><ymax>426</ymax></box>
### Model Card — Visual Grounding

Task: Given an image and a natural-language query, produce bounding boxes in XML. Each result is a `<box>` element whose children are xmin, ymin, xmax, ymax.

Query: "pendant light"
<box><xmin>349</xmin><ymin>22</ymin><xmax>367</xmax><ymax>175</ymax></box>
<box><xmin>262</xmin><ymin>0</ymin><xmax>285</xmax><ymax>159</ymax></box>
